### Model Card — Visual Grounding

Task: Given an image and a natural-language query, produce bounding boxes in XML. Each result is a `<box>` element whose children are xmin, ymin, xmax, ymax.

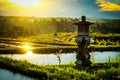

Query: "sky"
<box><xmin>0</xmin><ymin>0</ymin><xmax>120</xmax><ymax>19</ymax></box>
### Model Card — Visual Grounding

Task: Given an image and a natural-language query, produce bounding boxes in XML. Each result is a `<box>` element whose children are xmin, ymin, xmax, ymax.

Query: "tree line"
<box><xmin>0</xmin><ymin>16</ymin><xmax>120</xmax><ymax>38</ymax></box>
<box><xmin>90</xmin><ymin>18</ymin><xmax>120</xmax><ymax>34</ymax></box>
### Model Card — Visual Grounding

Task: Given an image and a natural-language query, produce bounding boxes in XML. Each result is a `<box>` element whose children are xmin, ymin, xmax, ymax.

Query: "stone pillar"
<box><xmin>73</xmin><ymin>16</ymin><xmax>94</xmax><ymax>66</ymax></box>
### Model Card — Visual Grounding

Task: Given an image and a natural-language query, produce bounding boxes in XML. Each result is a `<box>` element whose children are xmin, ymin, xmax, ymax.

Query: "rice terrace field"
<box><xmin>0</xmin><ymin>0</ymin><xmax>120</xmax><ymax>80</ymax></box>
<box><xmin>0</xmin><ymin>27</ymin><xmax>120</xmax><ymax>80</ymax></box>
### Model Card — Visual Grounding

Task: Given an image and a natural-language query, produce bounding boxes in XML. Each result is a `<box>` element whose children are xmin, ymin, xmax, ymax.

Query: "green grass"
<box><xmin>0</xmin><ymin>46</ymin><xmax>78</xmax><ymax>54</ymax></box>
<box><xmin>0</xmin><ymin>56</ymin><xmax>119</xmax><ymax>80</ymax></box>
<box><xmin>0</xmin><ymin>32</ymin><xmax>76</xmax><ymax>45</ymax></box>
<box><xmin>0</xmin><ymin>47</ymin><xmax>27</xmax><ymax>54</ymax></box>
<box><xmin>0</xmin><ymin>45</ymin><xmax>120</xmax><ymax>54</ymax></box>
<box><xmin>0</xmin><ymin>32</ymin><xmax>120</xmax><ymax>46</ymax></box>
<box><xmin>89</xmin><ymin>45</ymin><xmax>120</xmax><ymax>51</ymax></box>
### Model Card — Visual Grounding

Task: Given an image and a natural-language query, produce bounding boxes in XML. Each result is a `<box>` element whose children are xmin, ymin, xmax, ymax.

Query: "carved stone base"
<box><xmin>75</xmin><ymin>50</ymin><xmax>92</xmax><ymax>66</ymax></box>
<box><xmin>82</xmin><ymin>60</ymin><xmax>92</xmax><ymax>66</ymax></box>
<box><xmin>75</xmin><ymin>60</ymin><xmax>82</xmax><ymax>65</ymax></box>
<box><xmin>75</xmin><ymin>60</ymin><xmax>91</xmax><ymax>66</ymax></box>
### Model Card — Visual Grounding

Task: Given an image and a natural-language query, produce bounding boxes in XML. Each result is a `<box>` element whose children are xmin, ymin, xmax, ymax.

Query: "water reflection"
<box><xmin>25</xmin><ymin>51</ymin><xmax>33</xmax><ymax>56</ymax></box>
<box><xmin>90</xmin><ymin>51</ymin><xmax>120</xmax><ymax>63</ymax></box>
<box><xmin>1</xmin><ymin>51</ymin><xmax>120</xmax><ymax>65</ymax></box>
<box><xmin>0</xmin><ymin>69</ymin><xmax>37</xmax><ymax>80</ymax></box>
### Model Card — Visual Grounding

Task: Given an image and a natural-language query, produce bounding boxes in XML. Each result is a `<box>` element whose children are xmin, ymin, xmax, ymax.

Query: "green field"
<box><xmin>0</xmin><ymin>56</ymin><xmax>119</xmax><ymax>80</ymax></box>
<box><xmin>0</xmin><ymin>32</ymin><xmax>120</xmax><ymax>54</ymax></box>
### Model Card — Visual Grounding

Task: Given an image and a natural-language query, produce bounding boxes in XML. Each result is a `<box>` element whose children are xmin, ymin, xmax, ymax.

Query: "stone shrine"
<box><xmin>73</xmin><ymin>16</ymin><xmax>94</xmax><ymax>66</ymax></box>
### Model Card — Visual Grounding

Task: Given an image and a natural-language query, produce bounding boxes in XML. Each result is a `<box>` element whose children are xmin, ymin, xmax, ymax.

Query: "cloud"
<box><xmin>96</xmin><ymin>0</ymin><xmax>120</xmax><ymax>11</ymax></box>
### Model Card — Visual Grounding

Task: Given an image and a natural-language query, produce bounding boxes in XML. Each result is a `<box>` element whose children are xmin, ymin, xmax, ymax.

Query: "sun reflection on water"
<box><xmin>25</xmin><ymin>51</ymin><xmax>33</xmax><ymax>56</ymax></box>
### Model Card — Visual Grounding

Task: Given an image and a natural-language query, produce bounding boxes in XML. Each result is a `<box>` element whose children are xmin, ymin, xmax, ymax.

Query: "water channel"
<box><xmin>1</xmin><ymin>51</ymin><xmax>120</xmax><ymax>65</ymax></box>
<box><xmin>0</xmin><ymin>69</ymin><xmax>37</xmax><ymax>80</ymax></box>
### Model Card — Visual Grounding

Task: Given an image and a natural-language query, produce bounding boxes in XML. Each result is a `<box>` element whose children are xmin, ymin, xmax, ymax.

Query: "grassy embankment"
<box><xmin>1</xmin><ymin>32</ymin><xmax>120</xmax><ymax>45</ymax></box>
<box><xmin>0</xmin><ymin>45</ymin><xmax>120</xmax><ymax>54</ymax></box>
<box><xmin>0</xmin><ymin>32</ymin><xmax>120</xmax><ymax>54</ymax></box>
<box><xmin>0</xmin><ymin>56</ymin><xmax>120</xmax><ymax>80</ymax></box>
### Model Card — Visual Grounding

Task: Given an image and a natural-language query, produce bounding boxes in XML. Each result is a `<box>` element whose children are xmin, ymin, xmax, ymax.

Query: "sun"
<box><xmin>23</xmin><ymin>45</ymin><xmax>31</xmax><ymax>50</ymax></box>
<box><xmin>10</xmin><ymin>0</ymin><xmax>42</xmax><ymax>7</ymax></box>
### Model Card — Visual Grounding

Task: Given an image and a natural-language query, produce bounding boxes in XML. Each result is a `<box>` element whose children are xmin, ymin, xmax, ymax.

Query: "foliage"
<box><xmin>0</xmin><ymin>32</ymin><xmax>120</xmax><ymax>54</ymax></box>
<box><xmin>0</xmin><ymin>16</ymin><xmax>120</xmax><ymax>38</ymax></box>
<box><xmin>90</xmin><ymin>19</ymin><xmax>120</xmax><ymax>33</ymax></box>
<box><xmin>0</xmin><ymin>47</ymin><xmax>27</xmax><ymax>54</ymax></box>
<box><xmin>89</xmin><ymin>45</ymin><xmax>120</xmax><ymax>51</ymax></box>
<box><xmin>0</xmin><ymin>56</ymin><xmax>119</xmax><ymax>80</ymax></box>
<box><xmin>0</xmin><ymin>16</ymin><xmax>75</xmax><ymax>38</ymax></box>
<box><xmin>0</xmin><ymin>44</ymin><xmax>120</xmax><ymax>54</ymax></box>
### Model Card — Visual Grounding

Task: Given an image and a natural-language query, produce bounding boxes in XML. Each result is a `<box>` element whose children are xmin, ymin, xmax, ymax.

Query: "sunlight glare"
<box><xmin>23</xmin><ymin>45</ymin><xmax>31</xmax><ymax>50</ymax></box>
<box><xmin>10</xmin><ymin>0</ymin><xmax>42</xmax><ymax>7</ymax></box>
<box><xmin>25</xmin><ymin>51</ymin><xmax>33</xmax><ymax>56</ymax></box>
